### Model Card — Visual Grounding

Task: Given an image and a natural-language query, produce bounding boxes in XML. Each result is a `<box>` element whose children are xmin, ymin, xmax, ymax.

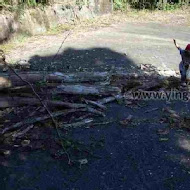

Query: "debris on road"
<box><xmin>119</xmin><ymin>115</ymin><xmax>133</xmax><ymax>126</ymax></box>
<box><xmin>0</xmin><ymin>53</ymin><xmax>188</xmax><ymax>163</ymax></box>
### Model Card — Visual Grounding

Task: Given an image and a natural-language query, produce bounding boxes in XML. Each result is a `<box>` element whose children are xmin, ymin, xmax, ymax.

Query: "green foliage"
<box><xmin>0</xmin><ymin>0</ymin><xmax>53</xmax><ymax>9</ymax></box>
<box><xmin>76</xmin><ymin>0</ymin><xmax>85</xmax><ymax>8</ymax></box>
<box><xmin>113</xmin><ymin>0</ymin><xmax>189</xmax><ymax>11</ymax></box>
<box><xmin>113</xmin><ymin>0</ymin><xmax>129</xmax><ymax>11</ymax></box>
<box><xmin>156</xmin><ymin>2</ymin><xmax>186</xmax><ymax>10</ymax></box>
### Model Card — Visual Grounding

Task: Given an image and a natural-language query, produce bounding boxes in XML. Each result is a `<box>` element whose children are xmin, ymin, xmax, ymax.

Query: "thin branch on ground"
<box><xmin>1</xmin><ymin>52</ymin><xmax>71</xmax><ymax>164</ymax></box>
<box><xmin>51</xmin><ymin>31</ymin><xmax>72</xmax><ymax>63</ymax></box>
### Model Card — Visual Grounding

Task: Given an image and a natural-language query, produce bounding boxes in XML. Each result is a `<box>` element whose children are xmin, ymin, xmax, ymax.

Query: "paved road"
<box><xmin>2</xmin><ymin>101</ymin><xmax>190</xmax><ymax>190</ymax></box>
<box><xmin>2</xmin><ymin>22</ymin><xmax>190</xmax><ymax>190</ymax></box>
<box><xmin>8</xmin><ymin>22</ymin><xmax>190</xmax><ymax>71</ymax></box>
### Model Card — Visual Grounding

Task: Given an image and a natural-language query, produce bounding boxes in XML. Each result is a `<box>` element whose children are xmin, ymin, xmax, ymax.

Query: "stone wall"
<box><xmin>95</xmin><ymin>0</ymin><xmax>113</xmax><ymax>14</ymax></box>
<box><xmin>0</xmin><ymin>0</ymin><xmax>113</xmax><ymax>43</ymax></box>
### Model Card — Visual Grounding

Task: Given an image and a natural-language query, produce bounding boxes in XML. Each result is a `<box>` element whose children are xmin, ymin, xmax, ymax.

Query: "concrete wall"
<box><xmin>99</xmin><ymin>0</ymin><xmax>113</xmax><ymax>14</ymax></box>
<box><xmin>0</xmin><ymin>0</ymin><xmax>113</xmax><ymax>43</ymax></box>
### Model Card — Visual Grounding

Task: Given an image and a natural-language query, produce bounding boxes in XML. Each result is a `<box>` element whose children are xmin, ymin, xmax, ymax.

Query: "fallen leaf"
<box><xmin>0</xmin><ymin>149</ymin><xmax>11</xmax><ymax>156</ymax></box>
<box><xmin>119</xmin><ymin>115</ymin><xmax>133</xmax><ymax>125</ymax></box>
<box><xmin>21</xmin><ymin>140</ymin><xmax>30</xmax><ymax>147</ymax></box>
<box><xmin>78</xmin><ymin>158</ymin><xmax>88</xmax><ymax>165</ymax></box>
<box><xmin>159</xmin><ymin>138</ymin><xmax>169</xmax><ymax>142</ymax></box>
<box><xmin>157</xmin><ymin>128</ymin><xmax>170</xmax><ymax>135</ymax></box>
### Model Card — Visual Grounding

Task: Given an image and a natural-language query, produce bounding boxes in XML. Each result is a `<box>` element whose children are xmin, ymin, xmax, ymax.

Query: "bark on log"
<box><xmin>0</xmin><ymin>97</ymin><xmax>87</xmax><ymax>109</ymax></box>
<box><xmin>0</xmin><ymin>72</ymin><xmax>109</xmax><ymax>89</ymax></box>
<box><xmin>1</xmin><ymin>107</ymin><xmax>105</xmax><ymax>135</ymax></box>
<box><xmin>138</xmin><ymin>80</ymin><xmax>163</xmax><ymax>91</ymax></box>
<box><xmin>84</xmin><ymin>99</ymin><xmax>107</xmax><ymax>110</ymax></box>
<box><xmin>85</xmin><ymin>107</ymin><xmax>105</xmax><ymax>117</ymax></box>
<box><xmin>1</xmin><ymin>109</ymin><xmax>87</xmax><ymax>135</ymax></box>
<box><xmin>49</xmin><ymin>72</ymin><xmax>109</xmax><ymax>83</ymax></box>
<box><xmin>54</xmin><ymin>84</ymin><xmax>121</xmax><ymax>96</ymax></box>
<box><xmin>12</xmin><ymin>125</ymin><xmax>34</xmax><ymax>139</ymax></box>
<box><xmin>96</xmin><ymin>95</ymin><xmax>123</xmax><ymax>104</ymax></box>
<box><xmin>97</xmin><ymin>96</ymin><xmax>116</xmax><ymax>104</ymax></box>
<box><xmin>60</xmin><ymin>119</ymin><xmax>93</xmax><ymax>129</ymax></box>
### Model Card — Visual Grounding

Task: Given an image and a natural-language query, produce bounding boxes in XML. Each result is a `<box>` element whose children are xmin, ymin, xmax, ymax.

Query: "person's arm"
<box><xmin>173</xmin><ymin>39</ymin><xmax>181</xmax><ymax>50</ymax></box>
<box><xmin>173</xmin><ymin>39</ymin><xmax>184</xmax><ymax>55</ymax></box>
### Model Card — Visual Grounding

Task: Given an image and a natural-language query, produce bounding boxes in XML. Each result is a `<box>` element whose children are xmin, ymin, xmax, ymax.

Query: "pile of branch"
<box><xmin>0</xmin><ymin>66</ymin><xmax>181</xmax><ymax>134</ymax></box>
<box><xmin>0</xmin><ymin>70</ymin><xmax>123</xmax><ymax>141</ymax></box>
<box><xmin>0</xmin><ymin>58</ymin><xmax>183</xmax><ymax>163</ymax></box>
<box><xmin>0</xmin><ymin>71</ymin><xmax>110</xmax><ymax>89</ymax></box>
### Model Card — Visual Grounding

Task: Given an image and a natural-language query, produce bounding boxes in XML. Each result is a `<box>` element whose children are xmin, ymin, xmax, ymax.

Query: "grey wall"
<box><xmin>0</xmin><ymin>0</ymin><xmax>113</xmax><ymax>43</ymax></box>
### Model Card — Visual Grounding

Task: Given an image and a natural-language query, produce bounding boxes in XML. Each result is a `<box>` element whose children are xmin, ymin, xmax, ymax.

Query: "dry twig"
<box><xmin>1</xmin><ymin>50</ymin><xmax>72</xmax><ymax>164</ymax></box>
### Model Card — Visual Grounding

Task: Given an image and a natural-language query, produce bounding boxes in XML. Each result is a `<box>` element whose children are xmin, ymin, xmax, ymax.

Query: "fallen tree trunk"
<box><xmin>1</xmin><ymin>106</ymin><xmax>106</xmax><ymax>135</ymax></box>
<box><xmin>97</xmin><ymin>96</ymin><xmax>116</xmax><ymax>104</ymax></box>
<box><xmin>84</xmin><ymin>99</ymin><xmax>107</xmax><ymax>110</ymax></box>
<box><xmin>0</xmin><ymin>97</ymin><xmax>87</xmax><ymax>108</ymax></box>
<box><xmin>1</xmin><ymin>109</ymin><xmax>87</xmax><ymax>135</ymax></box>
<box><xmin>49</xmin><ymin>72</ymin><xmax>109</xmax><ymax>83</ymax></box>
<box><xmin>0</xmin><ymin>72</ymin><xmax>109</xmax><ymax>89</ymax></box>
<box><xmin>12</xmin><ymin>125</ymin><xmax>34</xmax><ymax>139</ymax></box>
<box><xmin>85</xmin><ymin>107</ymin><xmax>105</xmax><ymax>117</ymax></box>
<box><xmin>96</xmin><ymin>95</ymin><xmax>123</xmax><ymax>104</ymax></box>
<box><xmin>54</xmin><ymin>84</ymin><xmax>121</xmax><ymax>96</ymax></box>
<box><xmin>60</xmin><ymin>119</ymin><xmax>94</xmax><ymax>129</ymax></box>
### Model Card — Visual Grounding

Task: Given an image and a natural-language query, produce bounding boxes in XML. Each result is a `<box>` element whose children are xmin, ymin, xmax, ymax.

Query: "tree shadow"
<box><xmin>29</xmin><ymin>47</ymin><xmax>140</xmax><ymax>73</ymax></box>
<box><xmin>2</xmin><ymin>47</ymin><xmax>190</xmax><ymax>190</ymax></box>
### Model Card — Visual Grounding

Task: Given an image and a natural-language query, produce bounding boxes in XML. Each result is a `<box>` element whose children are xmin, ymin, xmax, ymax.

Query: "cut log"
<box><xmin>96</xmin><ymin>95</ymin><xmax>123</xmax><ymax>104</ymax></box>
<box><xmin>1</xmin><ymin>106</ymin><xmax>105</xmax><ymax>135</ymax></box>
<box><xmin>0</xmin><ymin>97</ymin><xmax>87</xmax><ymax>109</ymax></box>
<box><xmin>49</xmin><ymin>72</ymin><xmax>109</xmax><ymax>83</ymax></box>
<box><xmin>112</xmin><ymin>72</ymin><xmax>144</xmax><ymax>79</ymax></box>
<box><xmin>12</xmin><ymin>125</ymin><xmax>34</xmax><ymax>139</ymax></box>
<box><xmin>54</xmin><ymin>84</ymin><xmax>121</xmax><ymax>96</ymax></box>
<box><xmin>60</xmin><ymin>119</ymin><xmax>93</xmax><ymax>129</ymax></box>
<box><xmin>139</xmin><ymin>80</ymin><xmax>163</xmax><ymax>91</ymax></box>
<box><xmin>85</xmin><ymin>107</ymin><xmax>105</xmax><ymax>117</ymax></box>
<box><xmin>0</xmin><ymin>72</ymin><xmax>109</xmax><ymax>89</ymax></box>
<box><xmin>97</xmin><ymin>96</ymin><xmax>116</xmax><ymax>104</ymax></box>
<box><xmin>84</xmin><ymin>99</ymin><xmax>107</xmax><ymax>110</ymax></box>
<box><xmin>0</xmin><ymin>109</ymin><xmax>87</xmax><ymax>135</ymax></box>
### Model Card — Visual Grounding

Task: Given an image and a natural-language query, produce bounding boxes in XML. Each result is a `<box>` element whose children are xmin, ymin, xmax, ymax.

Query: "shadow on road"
<box><xmin>1</xmin><ymin>46</ymin><xmax>190</xmax><ymax>190</ymax></box>
<box><xmin>29</xmin><ymin>47</ymin><xmax>138</xmax><ymax>73</ymax></box>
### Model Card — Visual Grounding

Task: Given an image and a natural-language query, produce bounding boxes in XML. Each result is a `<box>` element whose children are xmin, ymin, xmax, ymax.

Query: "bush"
<box><xmin>113</xmin><ymin>0</ymin><xmax>129</xmax><ymax>11</ymax></box>
<box><xmin>156</xmin><ymin>2</ymin><xmax>184</xmax><ymax>10</ymax></box>
<box><xmin>113</xmin><ymin>0</ymin><xmax>189</xmax><ymax>11</ymax></box>
<box><xmin>0</xmin><ymin>0</ymin><xmax>53</xmax><ymax>8</ymax></box>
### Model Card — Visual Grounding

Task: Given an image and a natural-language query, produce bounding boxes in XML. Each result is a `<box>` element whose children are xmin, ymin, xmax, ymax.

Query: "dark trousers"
<box><xmin>179</xmin><ymin>61</ymin><xmax>189</xmax><ymax>82</ymax></box>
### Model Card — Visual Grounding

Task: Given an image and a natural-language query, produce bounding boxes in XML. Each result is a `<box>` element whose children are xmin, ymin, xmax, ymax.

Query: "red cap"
<box><xmin>185</xmin><ymin>44</ymin><xmax>190</xmax><ymax>51</ymax></box>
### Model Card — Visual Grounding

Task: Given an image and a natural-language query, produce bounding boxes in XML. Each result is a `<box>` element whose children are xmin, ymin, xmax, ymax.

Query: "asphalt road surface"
<box><xmin>8</xmin><ymin>22</ymin><xmax>190</xmax><ymax>72</ymax></box>
<box><xmin>1</xmin><ymin>22</ymin><xmax>190</xmax><ymax>190</ymax></box>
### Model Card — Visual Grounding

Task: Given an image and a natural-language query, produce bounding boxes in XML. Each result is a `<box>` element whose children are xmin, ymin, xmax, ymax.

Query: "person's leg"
<box><xmin>179</xmin><ymin>61</ymin><xmax>186</xmax><ymax>83</ymax></box>
<box><xmin>185</xmin><ymin>64</ymin><xmax>190</xmax><ymax>85</ymax></box>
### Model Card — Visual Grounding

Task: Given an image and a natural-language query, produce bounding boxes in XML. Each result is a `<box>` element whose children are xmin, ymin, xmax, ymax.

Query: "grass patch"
<box><xmin>0</xmin><ymin>32</ymin><xmax>32</xmax><ymax>53</ymax></box>
<box><xmin>46</xmin><ymin>24</ymin><xmax>75</xmax><ymax>35</ymax></box>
